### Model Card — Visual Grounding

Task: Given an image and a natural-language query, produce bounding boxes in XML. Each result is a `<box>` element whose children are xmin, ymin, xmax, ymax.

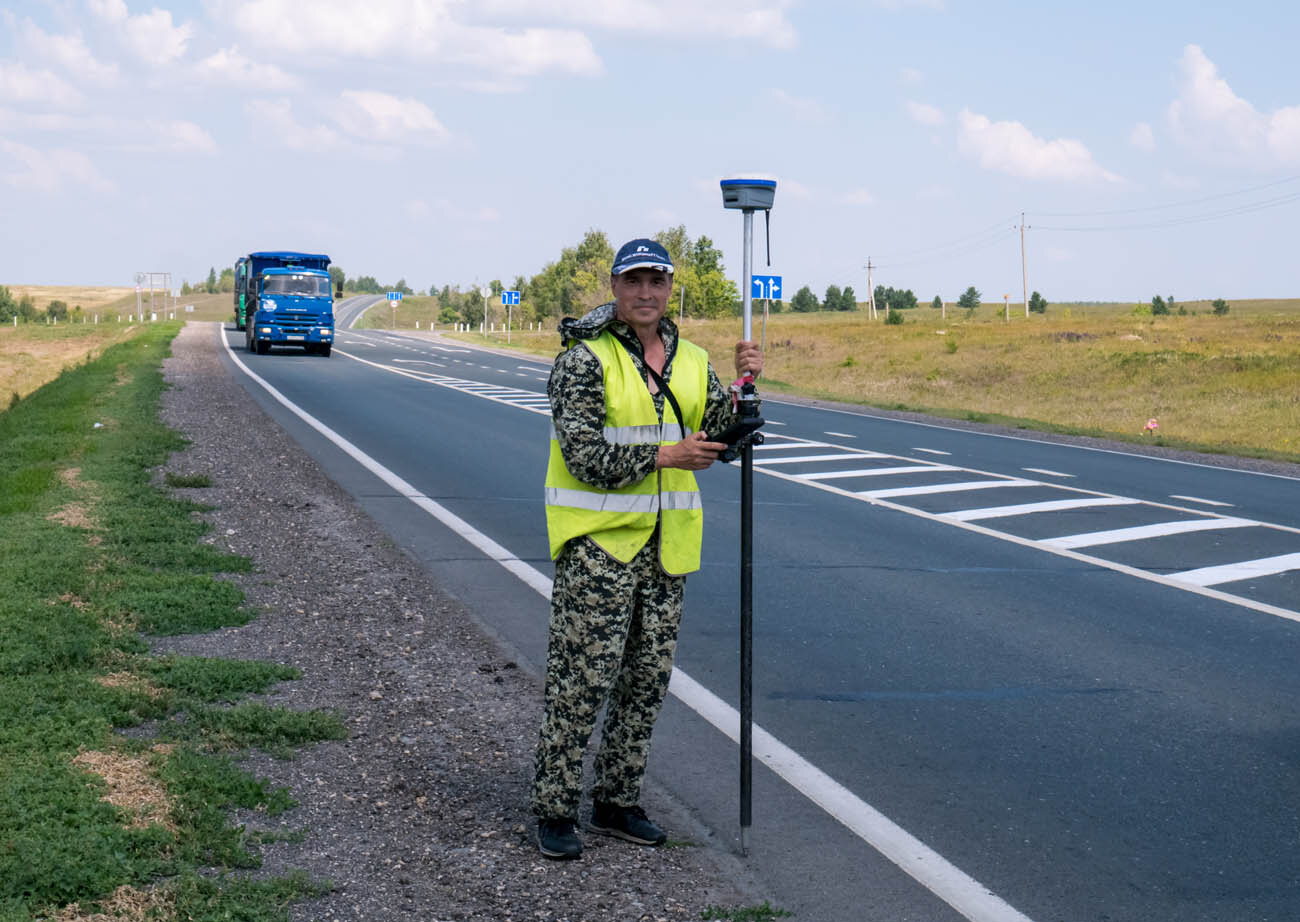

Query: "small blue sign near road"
<box><xmin>386</xmin><ymin>291</ymin><xmax>403</xmax><ymax>302</ymax></box>
<box><xmin>501</xmin><ymin>290</ymin><xmax>520</xmax><ymax>306</ymax></box>
<box><xmin>752</xmin><ymin>275</ymin><xmax>783</xmax><ymax>300</ymax></box>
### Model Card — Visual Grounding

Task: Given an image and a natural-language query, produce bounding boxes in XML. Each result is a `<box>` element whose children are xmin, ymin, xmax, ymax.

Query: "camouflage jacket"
<box><xmin>548</xmin><ymin>302</ymin><xmax>743</xmax><ymax>491</ymax></box>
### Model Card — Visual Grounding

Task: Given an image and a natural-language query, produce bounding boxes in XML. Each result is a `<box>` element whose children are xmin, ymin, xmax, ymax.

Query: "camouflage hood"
<box><xmin>557</xmin><ymin>303</ymin><xmax>618</xmax><ymax>342</ymax></box>
<box><xmin>557</xmin><ymin>302</ymin><xmax>678</xmax><ymax>347</ymax></box>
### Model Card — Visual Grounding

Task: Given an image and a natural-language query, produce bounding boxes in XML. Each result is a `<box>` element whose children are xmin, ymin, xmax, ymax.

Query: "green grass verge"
<box><xmin>0</xmin><ymin>323</ymin><xmax>344</xmax><ymax>920</ymax></box>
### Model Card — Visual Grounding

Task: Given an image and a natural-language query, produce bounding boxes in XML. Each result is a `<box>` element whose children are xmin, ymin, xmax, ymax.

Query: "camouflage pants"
<box><xmin>531</xmin><ymin>534</ymin><xmax>685</xmax><ymax>820</ymax></box>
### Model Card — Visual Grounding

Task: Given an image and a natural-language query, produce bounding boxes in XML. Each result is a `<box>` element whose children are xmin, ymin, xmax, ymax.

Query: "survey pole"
<box><xmin>720</xmin><ymin>177</ymin><xmax>775</xmax><ymax>856</ymax></box>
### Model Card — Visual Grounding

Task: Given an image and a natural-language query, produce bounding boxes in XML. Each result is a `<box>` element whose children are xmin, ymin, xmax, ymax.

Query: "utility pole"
<box><xmin>866</xmin><ymin>258</ymin><xmax>876</xmax><ymax>320</ymax></box>
<box><xmin>1020</xmin><ymin>212</ymin><xmax>1029</xmax><ymax>318</ymax></box>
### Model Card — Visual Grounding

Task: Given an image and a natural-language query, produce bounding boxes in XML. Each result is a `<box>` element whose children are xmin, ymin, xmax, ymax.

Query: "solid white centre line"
<box><xmin>220</xmin><ymin>325</ymin><xmax>1036</xmax><ymax>922</ymax></box>
<box><xmin>1171</xmin><ymin>553</ymin><xmax>1300</xmax><ymax>586</ymax></box>
<box><xmin>1170</xmin><ymin>494</ymin><xmax>1234</xmax><ymax>508</ymax></box>
<box><xmin>824</xmin><ymin>431</ymin><xmax>856</xmax><ymax>438</ymax></box>
<box><xmin>1022</xmin><ymin>467</ymin><xmax>1074</xmax><ymax>478</ymax></box>
<box><xmin>1041</xmin><ymin>516</ymin><xmax>1256</xmax><ymax>549</ymax></box>
<box><xmin>914</xmin><ymin>448</ymin><xmax>951</xmax><ymax>456</ymax></box>
<box><xmin>803</xmin><ymin>465</ymin><xmax>957</xmax><ymax>481</ymax></box>
<box><xmin>945</xmin><ymin>497</ymin><xmax>1139</xmax><ymax>522</ymax></box>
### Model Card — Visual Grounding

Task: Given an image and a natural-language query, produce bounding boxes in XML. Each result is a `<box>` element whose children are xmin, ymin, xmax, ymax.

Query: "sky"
<box><xmin>3</xmin><ymin>0</ymin><xmax>1299</xmax><ymax>303</ymax></box>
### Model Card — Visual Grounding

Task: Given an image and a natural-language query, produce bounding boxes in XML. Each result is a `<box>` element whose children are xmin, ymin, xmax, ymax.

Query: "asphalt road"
<box><xmin>216</xmin><ymin>309</ymin><xmax>1300</xmax><ymax>922</ymax></box>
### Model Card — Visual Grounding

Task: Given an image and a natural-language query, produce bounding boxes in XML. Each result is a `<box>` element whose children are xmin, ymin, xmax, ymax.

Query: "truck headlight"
<box><xmin>259</xmin><ymin>327</ymin><xmax>272</xmax><ymax>334</ymax></box>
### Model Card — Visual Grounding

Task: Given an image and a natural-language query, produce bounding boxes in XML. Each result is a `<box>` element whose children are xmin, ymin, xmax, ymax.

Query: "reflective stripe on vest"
<box><xmin>544</xmin><ymin>330</ymin><xmax>709</xmax><ymax>574</ymax></box>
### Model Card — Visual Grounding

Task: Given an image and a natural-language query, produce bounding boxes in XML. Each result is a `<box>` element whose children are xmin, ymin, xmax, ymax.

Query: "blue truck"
<box><xmin>233</xmin><ymin>251</ymin><xmax>338</xmax><ymax>356</ymax></box>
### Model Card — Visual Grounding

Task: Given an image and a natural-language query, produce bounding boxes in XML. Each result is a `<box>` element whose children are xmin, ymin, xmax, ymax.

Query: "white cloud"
<box><xmin>195</xmin><ymin>46</ymin><xmax>298</xmax><ymax>90</ymax></box>
<box><xmin>156</xmin><ymin>120</ymin><xmax>216</xmax><ymax>152</ymax></box>
<box><xmin>223</xmin><ymin>0</ymin><xmax>602</xmax><ymax>78</ymax></box>
<box><xmin>88</xmin><ymin>0</ymin><xmax>192</xmax><ymax>64</ymax></box>
<box><xmin>17</xmin><ymin>19</ymin><xmax>120</xmax><ymax>84</ymax></box>
<box><xmin>1130</xmin><ymin>121</ymin><xmax>1155</xmax><ymax>151</ymax></box>
<box><xmin>246</xmin><ymin>98</ymin><xmax>343</xmax><ymax>151</ymax></box>
<box><xmin>332</xmin><ymin>90</ymin><xmax>448</xmax><ymax>145</ymax></box>
<box><xmin>957</xmin><ymin>109</ymin><xmax>1120</xmax><ymax>183</ymax></box>
<box><xmin>1167</xmin><ymin>44</ymin><xmax>1300</xmax><ymax>166</ymax></box>
<box><xmin>906</xmin><ymin>100</ymin><xmax>944</xmax><ymax>126</ymax></box>
<box><xmin>0</xmin><ymin>137</ymin><xmax>113</xmax><ymax>192</ymax></box>
<box><xmin>451</xmin><ymin>25</ymin><xmax>602</xmax><ymax>78</ymax></box>
<box><xmin>87</xmin><ymin>0</ymin><xmax>129</xmax><ymax>24</ymax></box>
<box><xmin>473</xmin><ymin>0</ymin><xmax>798</xmax><ymax>49</ymax></box>
<box><xmin>0</xmin><ymin>62</ymin><xmax>83</xmax><ymax>108</ymax></box>
<box><xmin>844</xmin><ymin>188</ymin><xmax>874</xmax><ymax>206</ymax></box>
<box><xmin>227</xmin><ymin>0</ymin><xmax>443</xmax><ymax>56</ymax></box>
<box><xmin>123</xmin><ymin>8</ymin><xmax>192</xmax><ymax>63</ymax></box>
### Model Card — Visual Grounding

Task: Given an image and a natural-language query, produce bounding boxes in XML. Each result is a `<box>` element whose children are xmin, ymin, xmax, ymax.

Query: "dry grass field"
<box><xmin>449</xmin><ymin>297</ymin><xmax>1300</xmax><ymax>464</ymax></box>
<box><xmin>0</xmin><ymin>287</ymin><xmax>232</xmax><ymax>405</ymax></box>
<box><xmin>681</xmin><ymin>298</ymin><xmax>1300</xmax><ymax>463</ymax></box>
<box><xmin>6</xmin><ymin>284</ymin><xmax>136</xmax><ymax>311</ymax></box>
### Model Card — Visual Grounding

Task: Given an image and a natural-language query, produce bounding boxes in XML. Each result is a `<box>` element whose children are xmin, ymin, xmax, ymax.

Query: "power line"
<box><xmin>869</xmin><ymin>215</ymin><xmax>1019</xmax><ymax>267</ymax></box>
<box><xmin>1034</xmin><ymin>190</ymin><xmax>1300</xmax><ymax>232</ymax></box>
<box><xmin>1031</xmin><ymin>174</ymin><xmax>1300</xmax><ymax>218</ymax></box>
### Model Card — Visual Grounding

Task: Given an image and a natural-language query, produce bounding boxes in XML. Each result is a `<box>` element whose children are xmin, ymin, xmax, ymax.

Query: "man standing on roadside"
<box><xmin>532</xmin><ymin>237</ymin><xmax>763</xmax><ymax>859</ymax></box>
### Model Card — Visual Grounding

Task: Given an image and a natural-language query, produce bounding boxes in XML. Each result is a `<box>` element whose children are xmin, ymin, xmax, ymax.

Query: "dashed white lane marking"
<box><xmin>1041</xmin><ymin>516</ymin><xmax>1256</xmax><ymax>550</ymax></box>
<box><xmin>914</xmin><ymin>448</ymin><xmax>951</xmax><ymax>455</ymax></box>
<box><xmin>1170</xmin><ymin>494</ymin><xmax>1234</xmax><ymax>508</ymax></box>
<box><xmin>802</xmin><ymin>465</ymin><xmax>957</xmax><ymax>481</ymax></box>
<box><xmin>1171</xmin><ymin>553</ymin><xmax>1300</xmax><ymax>587</ymax></box>
<box><xmin>946</xmin><ymin>497</ymin><xmax>1138</xmax><ymax>522</ymax></box>
<box><xmin>1022</xmin><ymin>467</ymin><xmax>1074</xmax><ymax>478</ymax></box>
<box><xmin>220</xmin><ymin>326</ymin><xmax>1037</xmax><ymax>922</ymax></box>
<box><xmin>824</xmin><ymin>431</ymin><xmax>856</xmax><ymax>438</ymax></box>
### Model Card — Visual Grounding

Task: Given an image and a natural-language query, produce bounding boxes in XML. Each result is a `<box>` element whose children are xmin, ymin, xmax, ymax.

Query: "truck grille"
<box><xmin>275</xmin><ymin>310</ymin><xmax>328</xmax><ymax>333</ymax></box>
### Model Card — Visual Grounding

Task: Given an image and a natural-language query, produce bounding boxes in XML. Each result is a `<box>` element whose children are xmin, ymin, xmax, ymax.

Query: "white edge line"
<box><xmin>668</xmin><ymin>669</ymin><xmax>1035</xmax><ymax>922</ymax></box>
<box><xmin>218</xmin><ymin>324</ymin><xmax>1037</xmax><ymax>922</ymax></box>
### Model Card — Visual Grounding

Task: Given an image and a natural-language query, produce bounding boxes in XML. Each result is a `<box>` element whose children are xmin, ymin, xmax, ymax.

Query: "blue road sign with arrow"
<box><xmin>501</xmin><ymin>290</ymin><xmax>520</xmax><ymax>306</ymax></box>
<box><xmin>386</xmin><ymin>291</ymin><xmax>403</xmax><ymax>302</ymax></box>
<box><xmin>752</xmin><ymin>275</ymin><xmax>783</xmax><ymax>300</ymax></box>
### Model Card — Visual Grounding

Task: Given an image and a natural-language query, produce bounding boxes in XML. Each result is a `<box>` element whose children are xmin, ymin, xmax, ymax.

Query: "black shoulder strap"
<box><xmin>610</xmin><ymin>330</ymin><xmax>686</xmax><ymax>430</ymax></box>
<box><xmin>644</xmin><ymin>364</ymin><xmax>685</xmax><ymax>431</ymax></box>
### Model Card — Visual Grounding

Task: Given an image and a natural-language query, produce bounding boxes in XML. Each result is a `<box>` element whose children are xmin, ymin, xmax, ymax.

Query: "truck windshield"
<box><xmin>262</xmin><ymin>274</ymin><xmax>331</xmax><ymax>297</ymax></box>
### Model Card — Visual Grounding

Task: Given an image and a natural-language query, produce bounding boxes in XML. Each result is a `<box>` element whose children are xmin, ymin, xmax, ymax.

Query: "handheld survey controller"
<box><xmin>710</xmin><ymin>416</ymin><xmax>765</xmax><ymax>463</ymax></box>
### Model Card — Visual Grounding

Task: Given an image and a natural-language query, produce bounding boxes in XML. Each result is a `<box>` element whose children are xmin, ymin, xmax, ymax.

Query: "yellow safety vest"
<box><xmin>545</xmin><ymin>330</ymin><xmax>709</xmax><ymax>575</ymax></box>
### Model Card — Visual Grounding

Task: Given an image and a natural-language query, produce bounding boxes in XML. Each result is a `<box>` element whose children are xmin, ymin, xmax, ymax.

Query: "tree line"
<box><xmin>0</xmin><ymin>286</ymin><xmax>84</xmax><ymax>322</ymax></box>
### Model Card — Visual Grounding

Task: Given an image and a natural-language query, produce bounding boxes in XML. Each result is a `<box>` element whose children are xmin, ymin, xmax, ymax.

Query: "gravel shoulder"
<box><xmin>156</xmin><ymin>322</ymin><xmax>758</xmax><ymax>922</ymax></box>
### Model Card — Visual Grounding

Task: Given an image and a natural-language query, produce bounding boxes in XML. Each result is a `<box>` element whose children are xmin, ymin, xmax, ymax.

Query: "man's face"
<box><xmin>611</xmin><ymin>268</ymin><xmax>672</xmax><ymax>329</ymax></box>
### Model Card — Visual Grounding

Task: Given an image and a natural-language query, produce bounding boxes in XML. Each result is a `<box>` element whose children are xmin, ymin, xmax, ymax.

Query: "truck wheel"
<box><xmin>245</xmin><ymin>326</ymin><xmax>256</xmax><ymax>353</ymax></box>
<box><xmin>255</xmin><ymin>339</ymin><xmax>271</xmax><ymax>355</ymax></box>
<box><xmin>319</xmin><ymin>344</ymin><xmax>331</xmax><ymax>357</ymax></box>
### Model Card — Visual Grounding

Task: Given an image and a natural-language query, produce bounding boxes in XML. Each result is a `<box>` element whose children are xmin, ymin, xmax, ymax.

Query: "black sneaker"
<box><xmin>537</xmin><ymin>818</ymin><xmax>582</xmax><ymax>859</ymax></box>
<box><xmin>589</xmin><ymin>802</ymin><xmax>667</xmax><ymax>846</ymax></box>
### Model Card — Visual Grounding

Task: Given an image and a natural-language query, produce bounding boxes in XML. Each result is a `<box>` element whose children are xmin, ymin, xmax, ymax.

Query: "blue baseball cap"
<box><xmin>612</xmin><ymin>238</ymin><xmax>674</xmax><ymax>275</ymax></box>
